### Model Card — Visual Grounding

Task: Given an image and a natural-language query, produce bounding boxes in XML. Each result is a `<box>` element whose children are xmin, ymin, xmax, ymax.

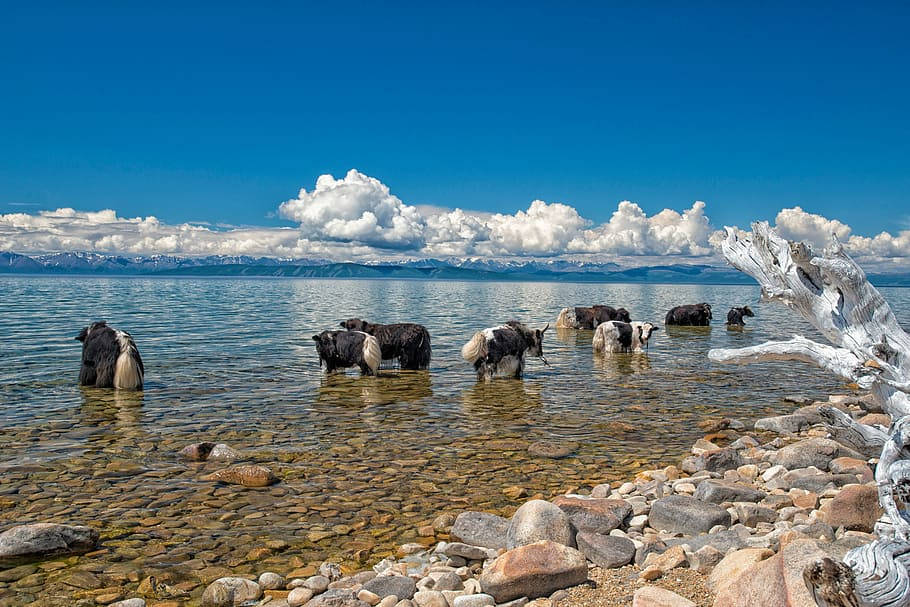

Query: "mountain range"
<box><xmin>3</xmin><ymin>251</ymin><xmax>910</xmax><ymax>286</ymax></box>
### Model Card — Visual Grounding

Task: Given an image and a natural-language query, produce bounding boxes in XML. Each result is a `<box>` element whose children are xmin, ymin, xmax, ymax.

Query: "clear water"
<box><xmin>1</xmin><ymin>276</ymin><xmax>907</xmax><ymax>599</ymax></box>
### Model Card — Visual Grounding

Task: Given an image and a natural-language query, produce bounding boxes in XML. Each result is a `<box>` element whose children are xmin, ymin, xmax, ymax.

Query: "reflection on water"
<box><xmin>1</xmin><ymin>276</ymin><xmax>908</xmax><ymax>600</ymax></box>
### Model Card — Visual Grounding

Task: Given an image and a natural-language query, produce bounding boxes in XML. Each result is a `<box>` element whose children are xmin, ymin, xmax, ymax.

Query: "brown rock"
<box><xmin>180</xmin><ymin>442</ymin><xmax>215</xmax><ymax>461</ymax></box>
<box><xmin>551</xmin><ymin>496</ymin><xmax>632</xmax><ymax>534</ymax></box>
<box><xmin>708</xmin><ymin>548</ymin><xmax>774</xmax><ymax>594</ymax></box>
<box><xmin>479</xmin><ymin>540</ymin><xmax>588</xmax><ymax>603</ymax></box>
<box><xmin>788</xmin><ymin>490</ymin><xmax>819</xmax><ymax>510</ymax></box>
<box><xmin>858</xmin><ymin>413</ymin><xmax>890</xmax><ymax>426</ymax></box>
<box><xmin>828</xmin><ymin>457</ymin><xmax>874</xmax><ymax>482</ymax></box>
<box><xmin>204</xmin><ymin>465</ymin><xmax>278</xmax><ymax>487</ymax></box>
<box><xmin>820</xmin><ymin>484</ymin><xmax>883</xmax><ymax>532</ymax></box>
<box><xmin>633</xmin><ymin>586</ymin><xmax>697</xmax><ymax>607</ymax></box>
<box><xmin>642</xmin><ymin>545</ymin><xmax>687</xmax><ymax>573</ymax></box>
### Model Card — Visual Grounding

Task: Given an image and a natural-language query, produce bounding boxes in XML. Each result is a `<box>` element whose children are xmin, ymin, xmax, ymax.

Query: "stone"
<box><xmin>304</xmin><ymin>589</ymin><xmax>371</xmax><ymax>607</ymax></box>
<box><xmin>690</xmin><ymin>449</ymin><xmax>744</xmax><ymax>474</ymax></box>
<box><xmin>771</xmin><ymin>438</ymin><xmax>863</xmax><ymax>471</ymax></box>
<box><xmin>288</xmin><ymin>588</ymin><xmax>314</xmax><ymax>607</ymax></box>
<box><xmin>686</xmin><ymin>545</ymin><xmax>724</xmax><ymax>573</ymax></box>
<box><xmin>734</xmin><ymin>503</ymin><xmax>778</xmax><ymax>527</ymax></box>
<box><xmin>110</xmin><ymin>601</ymin><xmax>146</xmax><ymax>607</ymax></box>
<box><xmin>648</xmin><ymin>496</ymin><xmax>731</xmax><ymax>535</ymax></box>
<box><xmin>712</xmin><ymin>539</ymin><xmax>830</xmax><ymax>607</ymax></box>
<box><xmin>754</xmin><ymin>414</ymin><xmax>811</xmax><ymax>434</ymax></box>
<box><xmin>432</xmin><ymin>513</ymin><xmax>456</xmax><ymax>532</ymax></box>
<box><xmin>788</xmin><ymin>489</ymin><xmax>819</xmax><ymax>509</ymax></box>
<box><xmin>305</xmin><ymin>575</ymin><xmax>332</xmax><ymax>593</ymax></box>
<box><xmin>431</xmin><ymin>572</ymin><xmax>463</xmax><ymax>591</ymax></box>
<box><xmin>201</xmin><ymin>577</ymin><xmax>262</xmax><ymax>607</ymax></box>
<box><xmin>209</xmin><ymin>443</ymin><xmax>241</xmax><ymax>460</ymax></box>
<box><xmin>363</xmin><ymin>575</ymin><xmax>417</xmax><ymax>600</ymax></box>
<box><xmin>527</xmin><ymin>441</ymin><xmax>577</xmax><ymax>459</ymax></box>
<box><xmin>319</xmin><ymin>563</ymin><xmax>342</xmax><ymax>581</ymax></box>
<box><xmin>575</xmin><ymin>531</ymin><xmax>635</xmax><ymax>568</ymax></box>
<box><xmin>761</xmin><ymin>465</ymin><xmax>787</xmax><ymax>482</ymax></box>
<box><xmin>450</xmin><ymin>512</ymin><xmax>509</xmax><ymax>550</ymax></box>
<box><xmin>180</xmin><ymin>442</ymin><xmax>216</xmax><ymax>461</ymax></box>
<box><xmin>829</xmin><ymin>457</ymin><xmax>874</xmax><ymax>481</ymax></box>
<box><xmin>358</xmin><ymin>590</ymin><xmax>381</xmax><ymax>606</ymax></box>
<box><xmin>412</xmin><ymin>590</ymin><xmax>448</xmax><ymax>607</ymax></box>
<box><xmin>665</xmin><ymin>529</ymin><xmax>748</xmax><ymax>554</ymax></box>
<box><xmin>551</xmin><ymin>496</ymin><xmax>631</xmax><ymax>534</ymax></box>
<box><xmin>708</xmin><ymin>548</ymin><xmax>774</xmax><ymax>594</ymax></box>
<box><xmin>693</xmin><ymin>480</ymin><xmax>765</xmax><ymax>504</ymax></box>
<box><xmin>769</xmin><ymin>469</ymin><xmax>857</xmax><ymax>492</ymax></box>
<box><xmin>479</xmin><ymin>541</ymin><xmax>588</xmax><ymax>603</ymax></box>
<box><xmin>203</xmin><ymin>465</ymin><xmax>278</xmax><ymax>487</ymax></box>
<box><xmin>819</xmin><ymin>484</ymin><xmax>883</xmax><ymax>533</ymax></box>
<box><xmin>858</xmin><ymin>413</ymin><xmax>890</xmax><ymax>426</ymax></box>
<box><xmin>453</xmin><ymin>594</ymin><xmax>495</xmax><ymax>607</ymax></box>
<box><xmin>0</xmin><ymin>523</ymin><xmax>99</xmax><ymax>565</ymax></box>
<box><xmin>632</xmin><ymin>586</ymin><xmax>696</xmax><ymax>607</ymax></box>
<box><xmin>259</xmin><ymin>572</ymin><xmax>286</xmax><ymax>590</ymax></box>
<box><xmin>642</xmin><ymin>545</ymin><xmax>686</xmax><ymax>573</ymax></box>
<box><xmin>506</xmin><ymin>500</ymin><xmax>574</xmax><ymax>549</ymax></box>
<box><xmin>442</xmin><ymin>542</ymin><xmax>495</xmax><ymax>561</ymax></box>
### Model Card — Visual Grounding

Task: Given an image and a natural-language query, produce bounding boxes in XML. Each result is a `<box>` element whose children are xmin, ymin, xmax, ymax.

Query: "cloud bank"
<box><xmin>2</xmin><ymin>169</ymin><xmax>908</xmax><ymax>269</ymax></box>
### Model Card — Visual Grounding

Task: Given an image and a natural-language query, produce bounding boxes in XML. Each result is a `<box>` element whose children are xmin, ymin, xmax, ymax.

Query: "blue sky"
<box><xmin>1</xmin><ymin>2</ymin><xmax>909</xmax><ymax>264</ymax></box>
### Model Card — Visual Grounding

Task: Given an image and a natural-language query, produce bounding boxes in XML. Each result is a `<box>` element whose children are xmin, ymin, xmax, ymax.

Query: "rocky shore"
<box><xmin>0</xmin><ymin>391</ymin><xmax>885</xmax><ymax>607</ymax></box>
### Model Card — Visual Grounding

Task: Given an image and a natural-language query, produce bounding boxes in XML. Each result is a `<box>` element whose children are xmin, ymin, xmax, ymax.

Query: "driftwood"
<box><xmin>707</xmin><ymin>222</ymin><xmax>910</xmax><ymax>607</ymax></box>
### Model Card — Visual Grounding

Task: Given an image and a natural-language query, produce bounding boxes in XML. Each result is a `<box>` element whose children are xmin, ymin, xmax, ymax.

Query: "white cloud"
<box><xmin>774</xmin><ymin>206</ymin><xmax>852</xmax><ymax>248</ymax></box>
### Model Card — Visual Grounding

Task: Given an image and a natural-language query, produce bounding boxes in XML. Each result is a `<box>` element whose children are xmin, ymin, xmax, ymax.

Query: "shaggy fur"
<box><xmin>462</xmin><ymin>321</ymin><xmax>548</xmax><ymax>381</ymax></box>
<box><xmin>556</xmin><ymin>305</ymin><xmax>631</xmax><ymax>329</ymax></box>
<box><xmin>339</xmin><ymin>318</ymin><xmax>431</xmax><ymax>370</ymax></box>
<box><xmin>312</xmin><ymin>330</ymin><xmax>381</xmax><ymax>376</ymax></box>
<box><xmin>726</xmin><ymin>306</ymin><xmax>755</xmax><ymax>327</ymax></box>
<box><xmin>593</xmin><ymin>321</ymin><xmax>657</xmax><ymax>353</ymax></box>
<box><xmin>665</xmin><ymin>303</ymin><xmax>713</xmax><ymax>326</ymax></box>
<box><xmin>75</xmin><ymin>321</ymin><xmax>144</xmax><ymax>390</ymax></box>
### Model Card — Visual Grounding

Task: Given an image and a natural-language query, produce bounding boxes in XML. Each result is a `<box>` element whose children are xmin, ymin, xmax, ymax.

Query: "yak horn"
<box><xmin>542</xmin><ymin>323</ymin><xmax>550</xmax><ymax>333</ymax></box>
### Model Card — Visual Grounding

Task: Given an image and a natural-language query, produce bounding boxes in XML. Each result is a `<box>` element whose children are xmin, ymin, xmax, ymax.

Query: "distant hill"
<box><xmin>3</xmin><ymin>251</ymin><xmax>909</xmax><ymax>286</ymax></box>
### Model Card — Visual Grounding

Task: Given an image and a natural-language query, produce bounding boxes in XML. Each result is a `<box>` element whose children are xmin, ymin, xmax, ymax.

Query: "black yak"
<box><xmin>339</xmin><ymin>318</ymin><xmax>431</xmax><ymax>370</ymax></box>
<box><xmin>665</xmin><ymin>303</ymin><xmax>712</xmax><ymax>326</ymax></box>
<box><xmin>593</xmin><ymin>321</ymin><xmax>658</xmax><ymax>353</ymax></box>
<box><xmin>75</xmin><ymin>321</ymin><xmax>144</xmax><ymax>390</ymax></box>
<box><xmin>555</xmin><ymin>305</ymin><xmax>631</xmax><ymax>329</ymax></box>
<box><xmin>312</xmin><ymin>330</ymin><xmax>381</xmax><ymax>376</ymax></box>
<box><xmin>461</xmin><ymin>321</ymin><xmax>548</xmax><ymax>381</ymax></box>
<box><xmin>726</xmin><ymin>306</ymin><xmax>755</xmax><ymax>327</ymax></box>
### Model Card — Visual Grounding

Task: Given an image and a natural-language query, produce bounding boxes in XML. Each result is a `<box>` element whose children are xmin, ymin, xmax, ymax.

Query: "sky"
<box><xmin>1</xmin><ymin>2</ymin><xmax>909</xmax><ymax>268</ymax></box>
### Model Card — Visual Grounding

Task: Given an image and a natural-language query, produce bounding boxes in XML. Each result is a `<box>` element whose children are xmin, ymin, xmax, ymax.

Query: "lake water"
<box><xmin>1</xmin><ymin>276</ymin><xmax>908</xmax><ymax>603</ymax></box>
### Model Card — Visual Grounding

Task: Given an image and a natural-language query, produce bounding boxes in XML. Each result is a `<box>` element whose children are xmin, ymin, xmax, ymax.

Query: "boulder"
<box><xmin>442</xmin><ymin>542</ymin><xmax>495</xmax><ymax>561</ymax></box>
<box><xmin>712</xmin><ymin>539</ymin><xmax>830</xmax><ymax>607</ymax></box>
<box><xmin>479</xmin><ymin>540</ymin><xmax>587</xmax><ymax>603</ymax></box>
<box><xmin>771</xmin><ymin>438</ymin><xmax>863</xmax><ymax>471</ymax></box>
<box><xmin>665</xmin><ymin>529</ymin><xmax>748</xmax><ymax>554</ymax></box>
<box><xmin>204</xmin><ymin>465</ymin><xmax>278</xmax><ymax>487</ymax></box>
<box><xmin>693</xmin><ymin>480</ymin><xmax>765</xmax><ymax>504</ymax></box>
<box><xmin>819</xmin><ymin>484</ymin><xmax>883</xmax><ymax>533</ymax></box>
<box><xmin>506</xmin><ymin>500</ymin><xmax>573</xmax><ymax>549</ymax></box>
<box><xmin>633</xmin><ymin>586</ymin><xmax>696</xmax><ymax>607</ymax></box>
<box><xmin>685</xmin><ymin>449</ymin><xmax>743</xmax><ymax>474</ymax></box>
<box><xmin>829</xmin><ymin>457</ymin><xmax>874</xmax><ymax>481</ymax></box>
<box><xmin>304</xmin><ymin>589</ymin><xmax>371</xmax><ymax>607</ymax></box>
<box><xmin>708</xmin><ymin>548</ymin><xmax>774</xmax><ymax>594</ymax></box>
<box><xmin>648</xmin><ymin>496</ymin><xmax>731</xmax><ymax>535</ymax></box>
<box><xmin>551</xmin><ymin>496</ymin><xmax>631</xmax><ymax>534</ymax></box>
<box><xmin>0</xmin><ymin>523</ymin><xmax>99</xmax><ymax>565</ymax></box>
<box><xmin>767</xmin><ymin>469</ymin><xmax>857</xmax><ymax>492</ymax></box>
<box><xmin>451</xmin><ymin>512</ymin><xmax>509</xmax><ymax>550</ymax></box>
<box><xmin>754</xmin><ymin>414</ymin><xmax>811</xmax><ymax>434</ymax></box>
<box><xmin>575</xmin><ymin>531</ymin><xmax>635</xmax><ymax>568</ymax></box>
<box><xmin>201</xmin><ymin>577</ymin><xmax>262</xmax><ymax>607</ymax></box>
<box><xmin>363</xmin><ymin>575</ymin><xmax>416</xmax><ymax>600</ymax></box>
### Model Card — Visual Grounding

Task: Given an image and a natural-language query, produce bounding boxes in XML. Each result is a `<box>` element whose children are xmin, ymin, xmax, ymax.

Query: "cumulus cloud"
<box><xmin>774</xmin><ymin>206</ymin><xmax>852</xmax><ymax>248</ymax></box>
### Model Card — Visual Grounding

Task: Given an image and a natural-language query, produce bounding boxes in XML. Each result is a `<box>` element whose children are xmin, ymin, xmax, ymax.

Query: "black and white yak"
<box><xmin>312</xmin><ymin>330</ymin><xmax>381</xmax><ymax>376</ymax></box>
<box><xmin>664</xmin><ymin>303</ymin><xmax>712</xmax><ymax>326</ymax></box>
<box><xmin>555</xmin><ymin>305</ymin><xmax>631</xmax><ymax>329</ymax></box>
<box><xmin>726</xmin><ymin>306</ymin><xmax>754</xmax><ymax>327</ymax></box>
<box><xmin>593</xmin><ymin>321</ymin><xmax>658</xmax><ymax>353</ymax></box>
<box><xmin>461</xmin><ymin>321</ymin><xmax>549</xmax><ymax>380</ymax></box>
<box><xmin>75</xmin><ymin>321</ymin><xmax>144</xmax><ymax>390</ymax></box>
<box><xmin>339</xmin><ymin>318</ymin><xmax>431</xmax><ymax>370</ymax></box>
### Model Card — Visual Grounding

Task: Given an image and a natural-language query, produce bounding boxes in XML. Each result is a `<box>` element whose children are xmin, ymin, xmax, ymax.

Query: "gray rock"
<box><xmin>665</xmin><ymin>529</ymin><xmax>748</xmax><ymax>554</ymax></box>
<box><xmin>110</xmin><ymin>600</ymin><xmax>146</xmax><ymax>607</ymax></box>
<box><xmin>754</xmin><ymin>414</ymin><xmax>811</xmax><ymax>434</ymax></box>
<box><xmin>649</xmin><ymin>495</ymin><xmax>732</xmax><ymax>535</ymax></box>
<box><xmin>767</xmin><ymin>469</ymin><xmax>858</xmax><ymax>492</ymax></box>
<box><xmin>431</xmin><ymin>572</ymin><xmax>463</xmax><ymax>592</ymax></box>
<box><xmin>202</xmin><ymin>577</ymin><xmax>262</xmax><ymax>607</ymax></box>
<box><xmin>575</xmin><ymin>531</ymin><xmax>635</xmax><ymax>568</ymax></box>
<box><xmin>734</xmin><ymin>503</ymin><xmax>778</xmax><ymax>527</ymax></box>
<box><xmin>771</xmin><ymin>438</ymin><xmax>864</xmax><ymax>471</ymax></box>
<box><xmin>0</xmin><ymin>523</ymin><xmax>99</xmax><ymax>565</ymax></box>
<box><xmin>442</xmin><ymin>542</ymin><xmax>495</xmax><ymax>561</ymax></box>
<box><xmin>682</xmin><ymin>449</ymin><xmax>743</xmax><ymax>474</ymax></box>
<box><xmin>450</xmin><ymin>512</ymin><xmax>509</xmax><ymax>550</ymax></box>
<box><xmin>319</xmin><ymin>563</ymin><xmax>343</xmax><ymax>581</ymax></box>
<box><xmin>551</xmin><ymin>496</ymin><xmax>631</xmax><ymax>535</ymax></box>
<box><xmin>259</xmin><ymin>572</ymin><xmax>285</xmax><ymax>590</ymax></box>
<box><xmin>693</xmin><ymin>480</ymin><xmax>766</xmax><ymax>504</ymax></box>
<box><xmin>306</xmin><ymin>575</ymin><xmax>332</xmax><ymax>593</ymax></box>
<box><xmin>479</xmin><ymin>541</ymin><xmax>587</xmax><ymax>603</ymax></box>
<box><xmin>304</xmin><ymin>589</ymin><xmax>370</xmax><ymax>607</ymax></box>
<box><xmin>363</xmin><ymin>575</ymin><xmax>417</xmax><ymax>600</ymax></box>
<box><xmin>452</xmin><ymin>594</ymin><xmax>495</xmax><ymax>607</ymax></box>
<box><xmin>412</xmin><ymin>590</ymin><xmax>448</xmax><ymax>607</ymax></box>
<box><xmin>506</xmin><ymin>500</ymin><xmax>574</xmax><ymax>549</ymax></box>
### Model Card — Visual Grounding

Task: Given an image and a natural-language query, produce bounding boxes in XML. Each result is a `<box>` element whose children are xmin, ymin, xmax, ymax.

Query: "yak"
<box><xmin>340</xmin><ymin>318</ymin><xmax>431</xmax><ymax>370</ymax></box>
<box><xmin>461</xmin><ymin>321</ymin><xmax>549</xmax><ymax>381</ymax></box>
<box><xmin>555</xmin><ymin>305</ymin><xmax>631</xmax><ymax>329</ymax></box>
<box><xmin>312</xmin><ymin>330</ymin><xmax>381</xmax><ymax>376</ymax></box>
<box><xmin>665</xmin><ymin>303</ymin><xmax>712</xmax><ymax>326</ymax></box>
<box><xmin>75</xmin><ymin>321</ymin><xmax>144</xmax><ymax>390</ymax></box>
<box><xmin>593</xmin><ymin>321</ymin><xmax>658</xmax><ymax>353</ymax></box>
<box><xmin>726</xmin><ymin>306</ymin><xmax>755</xmax><ymax>327</ymax></box>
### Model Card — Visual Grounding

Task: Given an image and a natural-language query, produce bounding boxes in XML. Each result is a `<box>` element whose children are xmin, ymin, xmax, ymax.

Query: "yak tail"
<box><xmin>113</xmin><ymin>331</ymin><xmax>143</xmax><ymax>390</ymax></box>
<box><xmin>591</xmin><ymin>323</ymin><xmax>606</xmax><ymax>353</ymax></box>
<box><xmin>461</xmin><ymin>331</ymin><xmax>488</xmax><ymax>363</ymax></box>
<box><xmin>362</xmin><ymin>334</ymin><xmax>381</xmax><ymax>375</ymax></box>
<box><xmin>555</xmin><ymin>307</ymin><xmax>575</xmax><ymax>329</ymax></box>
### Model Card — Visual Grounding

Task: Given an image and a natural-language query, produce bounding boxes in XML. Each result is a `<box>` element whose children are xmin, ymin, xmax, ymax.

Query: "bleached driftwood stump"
<box><xmin>707</xmin><ymin>222</ymin><xmax>910</xmax><ymax>607</ymax></box>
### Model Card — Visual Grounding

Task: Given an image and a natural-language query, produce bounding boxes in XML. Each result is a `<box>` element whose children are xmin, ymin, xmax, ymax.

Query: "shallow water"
<box><xmin>1</xmin><ymin>276</ymin><xmax>908</xmax><ymax>602</ymax></box>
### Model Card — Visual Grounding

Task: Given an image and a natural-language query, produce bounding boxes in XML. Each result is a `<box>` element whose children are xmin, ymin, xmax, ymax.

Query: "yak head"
<box><xmin>636</xmin><ymin>322</ymin><xmax>658</xmax><ymax>348</ymax></box>
<box><xmin>340</xmin><ymin>318</ymin><xmax>373</xmax><ymax>333</ymax></box>
<box><xmin>312</xmin><ymin>331</ymin><xmax>340</xmax><ymax>365</ymax></box>
<box><xmin>75</xmin><ymin>321</ymin><xmax>107</xmax><ymax>342</ymax></box>
<box><xmin>699</xmin><ymin>303</ymin><xmax>713</xmax><ymax>320</ymax></box>
<box><xmin>742</xmin><ymin>306</ymin><xmax>754</xmax><ymax>317</ymax></box>
<box><xmin>528</xmin><ymin>323</ymin><xmax>549</xmax><ymax>358</ymax></box>
<box><xmin>616</xmin><ymin>307</ymin><xmax>632</xmax><ymax>323</ymax></box>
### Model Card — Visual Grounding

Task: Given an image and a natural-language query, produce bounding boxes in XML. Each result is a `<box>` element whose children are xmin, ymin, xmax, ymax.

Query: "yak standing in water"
<box><xmin>461</xmin><ymin>321</ymin><xmax>549</xmax><ymax>380</ymax></box>
<box><xmin>665</xmin><ymin>303</ymin><xmax>713</xmax><ymax>326</ymax></box>
<box><xmin>339</xmin><ymin>319</ymin><xmax>431</xmax><ymax>370</ymax></box>
<box><xmin>726</xmin><ymin>306</ymin><xmax>754</xmax><ymax>328</ymax></box>
<box><xmin>312</xmin><ymin>330</ymin><xmax>381</xmax><ymax>376</ymax></box>
<box><xmin>556</xmin><ymin>305</ymin><xmax>631</xmax><ymax>329</ymax></box>
<box><xmin>75</xmin><ymin>321</ymin><xmax>144</xmax><ymax>390</ymax></box>
<box><xmin>593</xmin><ymin>321</ymin><xmax>658</xmax><ymax>353</ymax></box>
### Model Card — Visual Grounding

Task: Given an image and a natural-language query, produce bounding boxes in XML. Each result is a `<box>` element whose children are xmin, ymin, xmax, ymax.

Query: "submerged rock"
<box><xmin>0</xmin><ymin>523</ymin><xmax>99</xmax><ymax>565</ymax></box>
<box><xmin>203</xmin><ymin>465</ymin><xmax>278</xmax><ymax>487</ymax></box>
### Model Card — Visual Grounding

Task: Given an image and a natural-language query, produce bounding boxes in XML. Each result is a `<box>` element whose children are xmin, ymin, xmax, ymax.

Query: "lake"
<box><xmin>1</xmin><ymin>276</ymin><xmax>908</xmax><ymax>602</ymax></box>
